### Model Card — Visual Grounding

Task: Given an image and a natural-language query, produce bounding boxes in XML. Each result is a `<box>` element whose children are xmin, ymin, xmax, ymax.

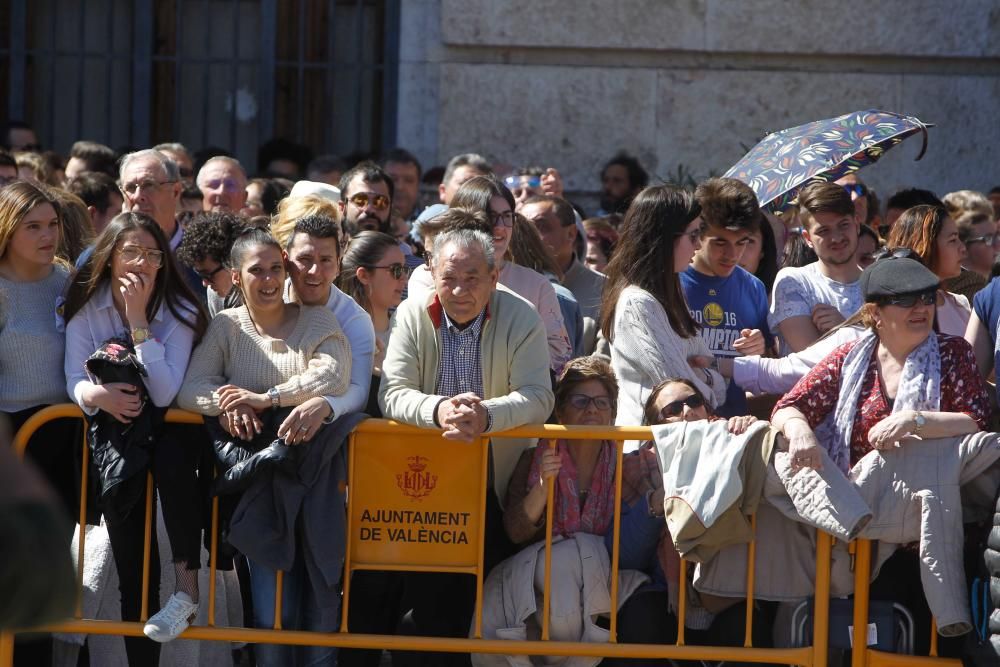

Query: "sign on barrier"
<box><xmin>349</xmin><ymin>429</ymin><xmax>484</xmax><ymax>569</ymax></box>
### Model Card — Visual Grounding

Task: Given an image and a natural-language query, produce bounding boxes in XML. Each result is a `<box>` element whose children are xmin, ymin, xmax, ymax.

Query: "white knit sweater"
<box><xmin>178</xmin><ymin>305</ymin><xmax>351</xmax><ymax>416</ymax></box>
<box><xmin>610</xmin><ymin>285</ymin><xmax>727</xmax><ymax>432</ymax></box>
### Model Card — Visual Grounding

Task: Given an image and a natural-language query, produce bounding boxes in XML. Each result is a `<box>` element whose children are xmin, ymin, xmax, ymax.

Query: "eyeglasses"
<box><xmin>967</xmin><ymin>233</ymin><xmax>996</xmax><ymax>245</ymax></box>
<box><xmin>492</xmin><ymin>210</ymin><xmax>514</xmax><ymax>228</ymax></box>
<box><xmin>196</xmin><ymin>265</ymin><xmax>225</xmax><ymax>282</ymax></box>
<box><xmin>118</xmin><ymin>244</ymin><xmax>165</xmax><ymax>268</ymax></box>
<box><xmin>120</xmin><ymin>179</ymin><xmax>176</xmax><ymax>197</ymax></box>
<box><xmin>879</xmin><ymin>290</ymin><xmax>937</xmax><ymax>308</ymax></box>
<box><xmin>566</xmin><ymin>394</ymin><xmax>613</xmax><ymax>411</ymax></box>
<box><xmin>503</xmin><ymin>175</ymin><xmax>542</xmax><ymax>190</ymax></box>
<box><xmin>368</xmin><ymin>263</ymin><xmax>411</xmax><ymax>279</ymax></box>
<box><xmin>656</xmin><ymin>393</ymin><xmax>706</xmax><ymax>421</ymax></box>
<box><xmin>349</xmin><ymin>193</ymin><xmax>391</xmax><ymax>211</ymax></box>
<box><xmin>842</xmin><ymin>183</ymin><xmax>868</xmax><ymax>199</ymax></box>
<box><xmin>202</xmin><ymin>178</ymin><xmax>242</xmax><ymax>193</ymax></box>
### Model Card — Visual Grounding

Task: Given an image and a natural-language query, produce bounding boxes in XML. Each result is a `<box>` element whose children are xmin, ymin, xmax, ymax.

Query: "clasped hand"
<box><xmin>437</xmin><ymin>392</ymin><xmax>489</xmax><ymax>442</ymax></box>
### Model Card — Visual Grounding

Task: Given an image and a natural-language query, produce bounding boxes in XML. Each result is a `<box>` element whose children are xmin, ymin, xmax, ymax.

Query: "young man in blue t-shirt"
<box><xmin>681</xmin><ymin>178</ymin><xmax>770</xmax><ymax>417</ymax></box>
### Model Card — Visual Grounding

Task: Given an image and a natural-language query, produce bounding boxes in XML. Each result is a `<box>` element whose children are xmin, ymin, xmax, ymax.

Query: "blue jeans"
<box><xmin>248</xmin><ymin>547</ymin><xmax>340</xmax><ymax>667</ymax></box>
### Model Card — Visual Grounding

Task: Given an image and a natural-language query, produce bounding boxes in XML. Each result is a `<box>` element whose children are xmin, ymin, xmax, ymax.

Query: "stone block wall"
<box><xmin>397</xmin><ymin>0</ymin><xmax>1000</xmax><ymax>208</ymax></box>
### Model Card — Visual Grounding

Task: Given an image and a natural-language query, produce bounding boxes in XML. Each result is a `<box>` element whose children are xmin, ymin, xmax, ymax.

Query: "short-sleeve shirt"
<box><xmin>772</xmin><ymin>334</ymin><xmax>991</xmax><ymax>466</ymax></box>
<box><xmin>972</xmin><ymin>277</ymin><xmax>1000</xmax><ymax>390</ymax></box>
<box><xmin>768</xmin><ymin>262</ymin><xmax>863</xmax><ymax>353</ymax></box>
<box><xmin>681</xmin><ymin>266</ymin><xmax>770</xmax><ymax>417</ymax></box>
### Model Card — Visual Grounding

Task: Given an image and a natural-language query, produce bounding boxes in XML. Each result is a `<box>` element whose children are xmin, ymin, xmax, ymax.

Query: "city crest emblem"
<box><xmin>396</xmin><ymin>456</ymin><xmax>438</xmax><ymax>501</ymax></box>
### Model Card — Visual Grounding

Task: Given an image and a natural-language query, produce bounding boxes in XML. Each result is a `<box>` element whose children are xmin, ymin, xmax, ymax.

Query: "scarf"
<box><xmin>816</xmin><ymin>330</ymin><xmax>941</xmax><ymax>473</ymax></box>
<box><xmin>527</xmin><ymin>439</ymin><xmax>616</xmax><ymax>538</ymax></box>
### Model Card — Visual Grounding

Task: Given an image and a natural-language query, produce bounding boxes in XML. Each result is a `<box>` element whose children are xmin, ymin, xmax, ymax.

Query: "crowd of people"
<box><xmin>3</xmin><ymin>118</ymin><xmax>1000</xmax><ymax>667</ymax></box>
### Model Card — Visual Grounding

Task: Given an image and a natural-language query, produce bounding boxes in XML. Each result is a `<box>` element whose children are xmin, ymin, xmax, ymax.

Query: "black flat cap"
<box><xmin>861</xmin><ymin>256</ymin><xmax>940</xmax><ymax>302</ymax></box>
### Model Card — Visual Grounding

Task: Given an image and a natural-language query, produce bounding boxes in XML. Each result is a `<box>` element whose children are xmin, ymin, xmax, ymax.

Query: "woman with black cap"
<box><xmin>771</xmin><ymin>255</ymin><xmax>990</xmax><ymax>474</ymax></box>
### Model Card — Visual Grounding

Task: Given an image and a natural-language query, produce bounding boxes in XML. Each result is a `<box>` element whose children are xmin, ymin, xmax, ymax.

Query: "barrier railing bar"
<box><xmin>339</xmin><ymin>432</ymin><xmax>358</xmax><ymax>634</ymax></box>
<box><xmin>541</xmin><ymin>438</ymin><xmax>555</xmax><ymax>641</ymax></box>
<box><xmin>351</xmin><ymin>420</ymin><xmax>655</xmax><ymax>440</ymax></box>
<box><xmin>0</xmin><ymin>632</ymin><xmax>13</xmax><ymax>665</ymax></box>
<box><xmin>140</xmin><ymin>472</ymin><xmax>154</xmax><ymax>622</ymax></box>
<box><xmin>866</xmin><ymin>650</ymin><xmax>961</xmax><ymax>667</ymax></box>
<box><xmin>207</xmin><ymin>496</ymin><xmax>219</xmax><ymax>626</ymax></box>
<box><xmin>929</xmin><ymin>617</ymin><xmax>938</xmax><ymax>656</ymax></box>
<box><xmin>14</xmin><ymin>619</ymin><xmax>819</xmax><ymax>662</ymax></box>
<box><xmin>473</xmin><ymin>435</ymin><xmax>488</xmax><ymax>639</ymax></box>
<box><xmin>608</xmin><ymin>439</ymin><xmax>625</xmax><ymax>643</ymax></box>
<box><xmin>851</xmin><ymin>537</ymin><xmax>872</xmax><ymax>667</ymax></box>
<box><xmin>76</xmin><ymin>425</ymin><xmax>88</xmax><ymax>619</ymax></box>
<box><xmin>744</xmin><ymin>511</ymin><xmax>757</xmax><ymax>648</ymax></box>
<box><xmin>812</xmin><ymin>530</ymin><xmax>832</xmax><ymax>667</ymax></box>
<box><xmin>273</xmin><ymin>570</ymin><xmax>284</xmax><ymax>630</ymax></box>
<box><xmin>677</xmin><ymin>559</ymin><xmax>687</xmax><ymax>646</ymax></box>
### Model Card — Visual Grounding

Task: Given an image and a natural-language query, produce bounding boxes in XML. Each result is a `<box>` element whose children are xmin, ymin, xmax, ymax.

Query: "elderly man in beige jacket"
<box><xmin>341</xmin><ymin>220</ymin><xmax>554</xmax><ymax>667</ymax></box>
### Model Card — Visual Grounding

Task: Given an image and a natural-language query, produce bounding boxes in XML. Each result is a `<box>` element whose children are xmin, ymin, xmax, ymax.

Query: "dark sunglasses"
<box><xmin>368</xmin><ymin>262</ymin><xmax>411</xmax><ymax>279</ymax></box>
<box><xmin>657</xmin><ymin>393</ymin><xmax>706</xmax><ymax>422</ymax></box>
<box><xmin>842</xmin><ymin>183</ymin><xmax>868</xmax><ymax>199</ymax></box>
<box><xmin>566</xmin><ymin>394</ymin><xmax>613</xmax><ymax>411</ymax></box>
<box><xmin>349</xmin><ymin>193</ymin><xmax>391</xmax><ymax>211</ymax></box>
<box><xmin>196</xmin><ymin>265</ymin><xmax>225</xmax><ymax>282</ymax></box>
<box><xmin>879</xmin><ymin>290</ymin><xmax>937</xmax><ymax>308</ymax></box>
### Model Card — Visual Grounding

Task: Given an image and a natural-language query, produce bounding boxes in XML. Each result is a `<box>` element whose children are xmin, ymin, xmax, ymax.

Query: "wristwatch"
<box><xmin>913</xmin><ymin>410</ymin><xmax>926</xmax><ymax>437</ymax></box>
<box><xmin>131</xmin><ymin>326</ymin><xmax>151</xmax><ymax>345</ymax></box>
<box><xmin>267</xmin><ymin>387</ymin><xmax>280</xmax><ymax>409</ymax></box>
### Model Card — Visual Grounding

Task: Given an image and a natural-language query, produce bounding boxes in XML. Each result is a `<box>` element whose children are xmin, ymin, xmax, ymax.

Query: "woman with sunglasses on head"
<box><xmin>604</xmin><ymin>378</ymin><xmax>763</xmax><ymax>665</ymax></box>
<box><xmin>178</xmin><ymin>227</ymin><xmax>351</xmax><ymax>667</ymax></box>
<box><xmin>885</xmin><ymin>205</ymin><xmax>971</xmax><ymax>335</ymax></box>
<box><xmin>600</xmin><ymin>185</ymin><xmax>727</xmax><ymax>438</ymax></box>
<box><xmin>337</xmin><ymin>230</ymin><xmax>410</xmax><ymax>416</ymax></box>
<box><xmin>408</xmin><ymin>175</ymin><xmax>573</xmax><ymax>374</ymax></box>
<box><xmin>63</xmin><ymin>211</ymin><xmax>209</xmax><ymax>662</ymax></box>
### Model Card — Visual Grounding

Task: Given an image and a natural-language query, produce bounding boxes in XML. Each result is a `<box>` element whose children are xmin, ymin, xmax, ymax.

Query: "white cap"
<box><xmin>289</xmin><ymin>180</ymin><xmax>341</xmax><ymax>202</ymax></box>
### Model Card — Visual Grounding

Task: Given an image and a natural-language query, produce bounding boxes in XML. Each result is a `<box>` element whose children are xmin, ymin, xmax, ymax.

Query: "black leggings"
<box><xmin>104</xmin><ymin>422</ymin><xmax>205</xmax><ymax>666</ymax></box>
<box><xmin>6</xmin><ymin>406</ymin><xmax>83</xmax><ymax>523</ymax></box>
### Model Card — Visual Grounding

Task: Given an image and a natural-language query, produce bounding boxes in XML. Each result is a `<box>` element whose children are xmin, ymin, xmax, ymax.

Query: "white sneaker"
<box><xmin>143</xmin><ymin>592</ymin><xmax>198</xmax><ymax>642</ymax></box>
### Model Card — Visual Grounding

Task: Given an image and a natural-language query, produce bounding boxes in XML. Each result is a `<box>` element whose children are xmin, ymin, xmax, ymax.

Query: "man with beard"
<box><xmin>339</xmin><ymin>161</ymin><xmax>423</xmax><ymax>284</ymax></box>
<box><xmin>769</xmin><ymin>182</ymin><xmax>863</xmax><ymax>353</ymax></box>
<box><xmin>598</xmin><ymin>152</ymin><xmax>648</xmax><ymax>215</ymax></box>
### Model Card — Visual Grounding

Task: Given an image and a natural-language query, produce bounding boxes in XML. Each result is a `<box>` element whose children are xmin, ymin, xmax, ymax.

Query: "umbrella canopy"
<box><xmin>723</xmin><ymin>109</ymin><xmax>931</xmax><ymax>212</ymax></box>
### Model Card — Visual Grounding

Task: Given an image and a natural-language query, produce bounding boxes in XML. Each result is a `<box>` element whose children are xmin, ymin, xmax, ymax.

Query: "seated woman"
<box><xmin>771</xmin><ymin>256</ymin><xmax>990</xmax><ymax>655</ymax></box>
<box><xmin>604</xmin><ymin>379</ymin><xmax>766</xmax><ymax>666</ymax></box>
<box><xmin>476</xmin><ymin>357</ymin><xmax>633</xmax><ymax>662</ymax></box>
<box><xmin>178</xmin><ymin>228</ymin><xmax>352</xmax><ymax>667</ymax></box>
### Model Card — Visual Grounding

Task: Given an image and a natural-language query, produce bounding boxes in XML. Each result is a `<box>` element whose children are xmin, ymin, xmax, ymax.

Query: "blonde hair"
<box><xmin>942</xmin><ymin>190</ymin><xmax>993</xmax><ymax>220</ymax></box>
<box><xmin>270</xmin><ymin>194</ymin><xmax>341</xmax><ymax>247</ymax></box>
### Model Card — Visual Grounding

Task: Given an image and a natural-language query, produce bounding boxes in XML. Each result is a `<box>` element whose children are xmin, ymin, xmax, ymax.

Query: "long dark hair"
<box><xmin>752</xmin><ymin>212</ymin><xmax>780</xmax><ymax>294</ymax></box>
<box><xmin>599</xmin><ymin>185</ymin><xmax>701</xmax><ymax>341</ymax></box>
<box><xmin>63</xmin><ymin>212</ymin><xmax>208</xmax><ymax>340</ymax></box>
<box><xmin>337</xmin><ymin>230</ymin><xmax>399</xmax><ymax>315</ymax></box>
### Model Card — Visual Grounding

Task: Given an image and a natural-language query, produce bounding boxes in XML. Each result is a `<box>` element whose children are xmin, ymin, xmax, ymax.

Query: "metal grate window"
<box><xmin>1</xmin><ymin>0</ymin><xmax>399</xmax><ymax>170</ymax></box>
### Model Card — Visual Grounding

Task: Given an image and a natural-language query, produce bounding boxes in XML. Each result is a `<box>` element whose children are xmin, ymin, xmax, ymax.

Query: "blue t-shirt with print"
<box><xmin>972</xmin><ymin>276</ymin><xmax>1000</xmax><ymax>401</ymax></box>
<box><xmin>681</xmin><ymin>265</ymin><xmax>771</xmax><ymax>417</ymax></box>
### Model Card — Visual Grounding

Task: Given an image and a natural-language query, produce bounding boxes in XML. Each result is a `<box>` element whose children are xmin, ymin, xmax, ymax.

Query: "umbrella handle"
<box><xmin>913</xmin><ymin>120</ymin><xmax>929</xmax><ymax>161</ymax></box>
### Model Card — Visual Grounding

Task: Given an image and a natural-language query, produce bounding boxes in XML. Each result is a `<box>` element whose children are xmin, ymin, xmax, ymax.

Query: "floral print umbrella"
<box><xmin>723</xmin><ymin>109</ymin><xmax>931</xmax><ymax>212</ymax></box>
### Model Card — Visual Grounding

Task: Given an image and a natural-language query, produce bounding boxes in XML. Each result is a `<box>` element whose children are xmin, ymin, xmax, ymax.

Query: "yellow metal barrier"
<box><xmin>1</xmin><ymin>405</ymin><xmax>963</xmax><ymax>666</ymax></box>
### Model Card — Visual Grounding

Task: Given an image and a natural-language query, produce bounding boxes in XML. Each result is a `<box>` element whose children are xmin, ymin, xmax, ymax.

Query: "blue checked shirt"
<box><xmin>435</xmin><ymin>305</ymin><xmax>492</xmax><ymax>430</ymax></box>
